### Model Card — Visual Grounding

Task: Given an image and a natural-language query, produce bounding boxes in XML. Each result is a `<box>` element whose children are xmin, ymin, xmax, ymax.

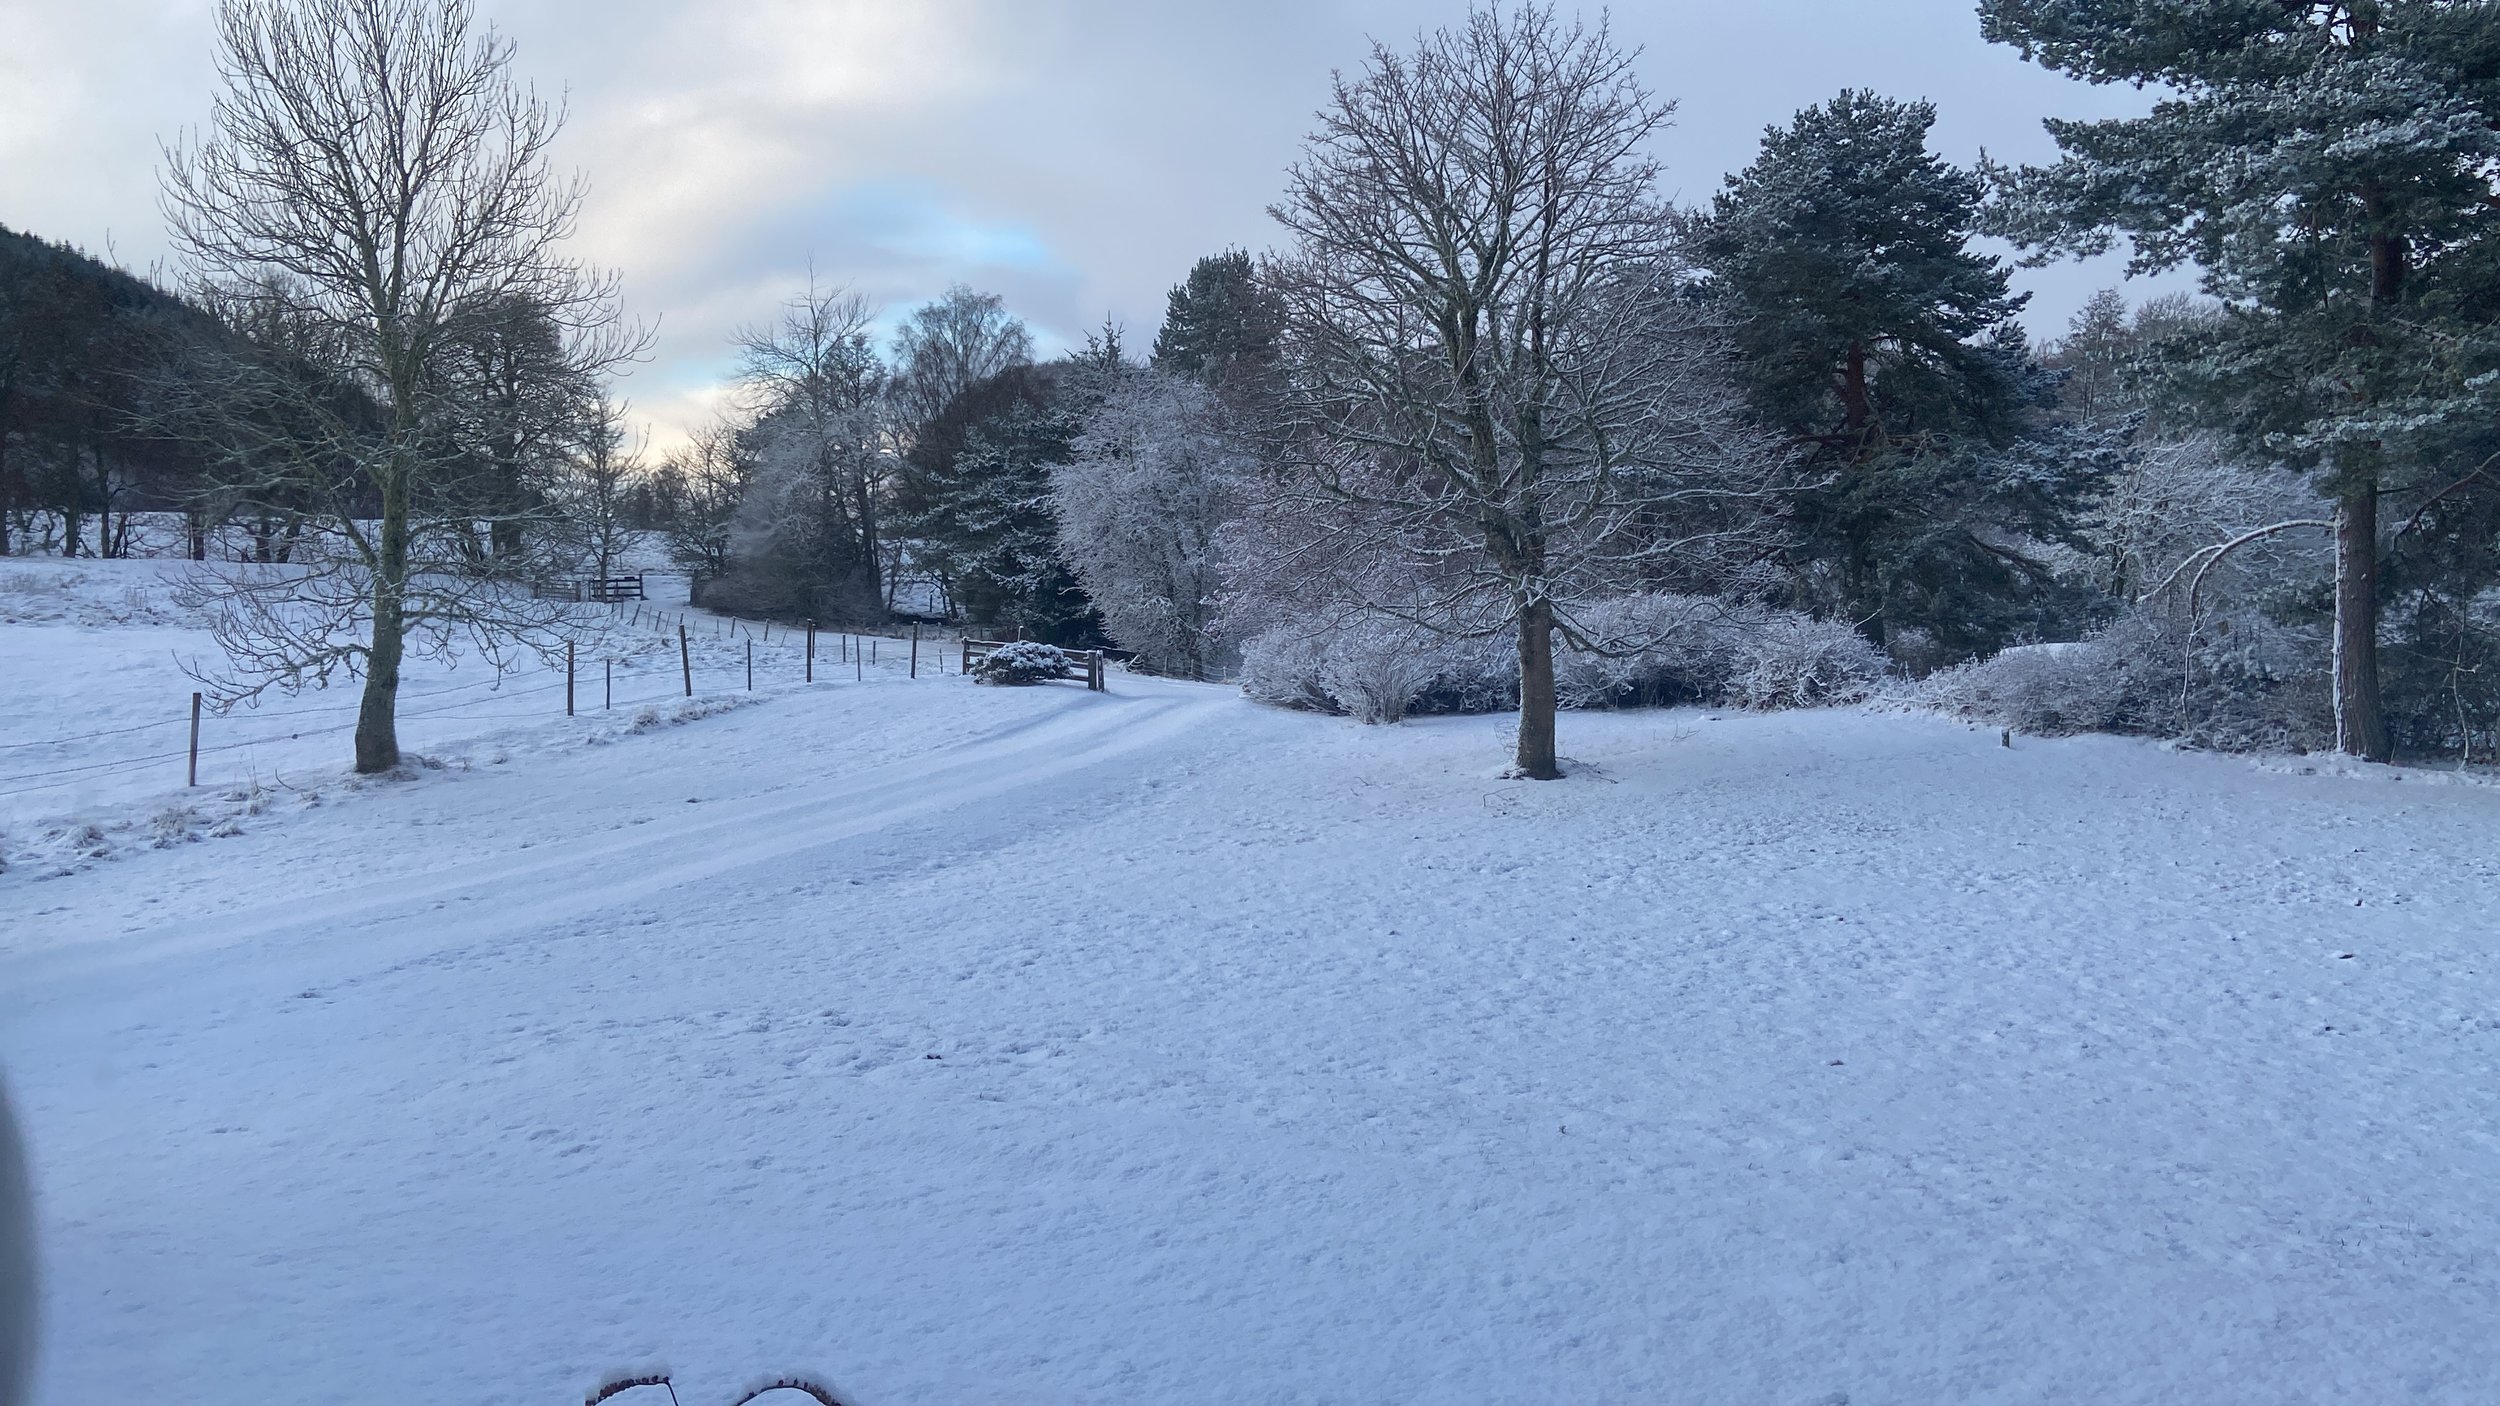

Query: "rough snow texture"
<box><xmin>5</xmin><ymin>562</ymin><xmax>2500</xmax><ymax>1405</ymax></box>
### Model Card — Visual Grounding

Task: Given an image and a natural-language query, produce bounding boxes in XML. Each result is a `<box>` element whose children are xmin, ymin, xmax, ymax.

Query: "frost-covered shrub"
<box><xmin>972</xmin><ymin>641</ymin><xmax>1072</xmax><ymax>686</ymax></box>
<box><xmin>1240</xmin><ymin>615</ymin><xmax>1513</xmax><ymax>723</ymax></box>
<box><xmin>1724</xmin><ymin>612</ymin><xmax>1892</xmax><ymax>710</ymax></box>
<box><xmin>1244</xmin><ymin>595</ymin><xmax>1888</xmax><ymax>721</ymax></box>
<box><xmin>1918</xmin><ymin>606</ymin><xmax>2331</xmax><ymax>751</ymax></box>
<box><xmin>1556</xmin><ymin>594</ymin><xmax>1886</xmax><ymax>711</ymax></box>
<box><xmin>1918</xmin><ymin>638</ymin><xmax>2130</xmax><ymax>735</ymax></box>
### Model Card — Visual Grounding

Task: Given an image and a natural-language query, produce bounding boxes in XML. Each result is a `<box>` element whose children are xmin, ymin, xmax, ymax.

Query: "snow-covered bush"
<box><xmin>1238</xmin><ymin>594</ymin><xmax>1886</xmax><ymax>723</ymax></box>
<box><xmin>1239</xmin><ymin>615</ymin><xmax>1513</xmax><ymax>724</ymax></box>
<box><xmin>1555</xmin><ymin>594</ymin><xmax>1887</xmax><ymax>711</ymax></box>
<box><xmin>1918</xmin><ymin>606</ymin><xmax>2331</xmax><ymax>750</ymax></box>
<box><xmin>972</xmin><ymin>641</ymin><xmax>1072</xmax><ymax>686</ymax></box>
<box><xmin>1724</xmin><ymin>612</ymin><xmax>1894</xmax><ymax>710</ymax></box>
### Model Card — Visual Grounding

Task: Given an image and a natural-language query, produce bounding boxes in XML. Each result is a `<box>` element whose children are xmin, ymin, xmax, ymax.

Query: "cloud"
<box><xmin>0</xmin><ymin>0</ymin><xmax>2190</xmax><ymax>462</ymax></box>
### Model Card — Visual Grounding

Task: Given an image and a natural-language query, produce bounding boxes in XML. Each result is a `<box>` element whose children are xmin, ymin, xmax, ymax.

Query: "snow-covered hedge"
<box><xmin>1241</xmin><ymin>594</ymin><xmax>1887</xmax><ymax>723</ymax></box>
<box><xmin>972</xmin><ymin>641</ymin><xmax>1073</xmax><ymax>686</ymax></box>
<box><xmin>1556</xmin><ymin>594</ymin><xmax>1888</xmax><ymax>711</ymax></box>
<box><xmin>1239</xmin><ymin>616</ymin><xmax>1509</xmax><ymax>723</ymax></box>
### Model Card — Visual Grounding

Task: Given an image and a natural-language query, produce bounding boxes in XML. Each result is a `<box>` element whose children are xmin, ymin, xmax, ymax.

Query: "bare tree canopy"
<box><xmin>1260</xmin><ymin>2</ymin><xmax>1788</xmax><ymax>778</ymax></box>
<box><xmin>719</xmin><ymin>280</ymin><xmax>892</xmax><ymax>619</ymax></box>
<box><xmin>889</xmin><ymin>284</ymin><xmax>1034</xmax><ymax>431</ymax></box>
<box><xmin>160</xmin><ymin>0</ymin><xmax>639</xmax><ymax>772</ymax></box>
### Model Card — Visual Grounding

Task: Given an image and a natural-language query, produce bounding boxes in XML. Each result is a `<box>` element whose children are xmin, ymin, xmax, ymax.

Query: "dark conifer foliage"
<box><xmin>1150</xmin><ymin>249</ymin><xmax>1283</xmax><ymax>394</ymax></box>
<box><xmin>1699</xmin><ymin>94</ymin><xmax>2108</xmax><ymax>663</ymax></box>
<box><xmin>0</xmin><ymin>225</ymin><xmax>223</xmax><ymax>557</ymax></box>
<box><xmin>895</xmin><ymin>361</ymin><xmax>1105</xmax><ymax>645</ymax></box>
<box><xmin>1982</xmin><ymin>0</ymin><xmax>2500</xmax><ymax>759</ymax></box>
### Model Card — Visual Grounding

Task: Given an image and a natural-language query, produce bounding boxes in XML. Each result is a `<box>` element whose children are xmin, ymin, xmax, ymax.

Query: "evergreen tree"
<box><xmin>1149</xmin><ymin>250</ymin><xmax>1282</xmax><ymax>395</ymax></box>
<box><xmin>896</xmin><ymin>362</ymin><xmax>1103</xmax><ymax>644</ymax></box>
<box><xmin>1700</xmin><ymin>92</ymin><xmax>2105</xmax><ymax>662</ymax></box>
<box><xmin>1981</xmin><ymin>0</ymin><xmax>2500</xmax><ymax>761</ymax></box>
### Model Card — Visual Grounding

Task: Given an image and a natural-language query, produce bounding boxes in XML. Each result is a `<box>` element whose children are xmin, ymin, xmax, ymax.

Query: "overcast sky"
<box><xmin>0</xmin><ymin>0</ymin><xmax>2183</xmax><ymax>455</ymax></box>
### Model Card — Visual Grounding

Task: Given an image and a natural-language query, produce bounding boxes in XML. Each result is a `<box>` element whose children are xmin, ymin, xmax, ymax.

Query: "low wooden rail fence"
<box><xmin>961</xmin><ymin>638</ymin><xmax>1108</xmax><ymax>691</ymax></box>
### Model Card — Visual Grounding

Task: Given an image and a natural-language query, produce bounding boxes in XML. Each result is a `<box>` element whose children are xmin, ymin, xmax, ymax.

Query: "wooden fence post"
<box><xmin>188</xmin><ymin>692</ymin><xmax>202</xmax><ymax>787</ymax></box>
<box><xmin>911</xmin><ymin>623</ymin><xmax>919</xmax><ymax>678</ymax></box>
<box><xmin>566</xmin><ymin>641</ymin><xmax>576</xmax><ymax>717</ymax></box>
<box><xmin>680</xmin><ymin>623</ymin><xmax>693</xmax><ymax>697</ymax></box>
<box><xmin>806</xmin><ymin>620</ymin><xmax>816</xmax><ymax>682</ymax></box>
<box><xmin>605</xmin><ymin>658</ymin><xmax>613</xmax><ymax>710</ymax></box>
<box><xmin>746</xmin><ymin>637</ymin><xmax>753</xmax><ymax>691</ymax></box>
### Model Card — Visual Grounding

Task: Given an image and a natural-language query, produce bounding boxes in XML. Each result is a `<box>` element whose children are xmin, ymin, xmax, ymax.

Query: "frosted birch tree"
<box><xmin>1056</xmin><ymin>372</ymin><xmax>1245</xmax><ymax>678</ymax></box>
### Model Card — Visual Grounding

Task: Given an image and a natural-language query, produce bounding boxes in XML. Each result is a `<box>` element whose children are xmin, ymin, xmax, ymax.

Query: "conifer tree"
<box><xmin>1700</xmin><ymin>92</ymin><xmax>2102</xmax><ymax>661</ymax></box>
<box><xmin>1149</xmin><ymin>250</ymin><xmax>1283</xmax><ymax>395</ymax></box>
<box><xmin>1981</xmin><ymin>0</ymin><xmax>2500</xmax><ymax>761</ymax></box>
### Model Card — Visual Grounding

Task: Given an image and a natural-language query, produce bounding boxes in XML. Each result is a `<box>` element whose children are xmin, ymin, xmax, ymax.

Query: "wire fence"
<box><xmin>0</xmin><ymin>599</ymin><xmax>971</xmax><ymax>805</ymax></box>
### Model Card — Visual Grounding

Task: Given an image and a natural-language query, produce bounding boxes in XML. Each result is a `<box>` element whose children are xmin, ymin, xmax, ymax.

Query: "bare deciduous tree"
<box><xmin>654</xmin><ymin>420</ymin><xmax>752</xmax><ymax>584</ymax></box>
<box><xmin>1261</xmin><ymin>3</ymin><xmax>1788</xmax><ymax>777</ymax></box>
<box><xmin>161</xmin><ymin>0</ymin><xmax>638</xmax><ymax>771</ymax></box>
<box><xmin>725</xmin><ymin>281</ymin><xmax>891</xmax><ymax>619</ymax></box>
<box><xmin>889</xmin><ymin>285</ymin><xmax>1032</xmax><ymax>431</ymax></box>
<box><xmin>560</xmin><ymin>394</ymin><xmax>642</xmax><ymax>587</ymax></box>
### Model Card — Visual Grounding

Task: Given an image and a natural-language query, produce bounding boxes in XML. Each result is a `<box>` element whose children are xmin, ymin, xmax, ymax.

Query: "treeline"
<box><xmin>0</xmin><ymin>223</ymin><xmax>636</xmax><ymax>576</ymax></box>
<box><xmin>667</xmin><ymin>3</ymin><xmax>2500</xmax><ymax>769</ymax></box>
<box><xmin>15</xmin><ymin>0</ymin><xmax>2500</xmax><ymax>773</ymax></box>
<box><xmin>0</xmin><ymin>225</ymin><xmax>222</xmax><ymax>557</ymax></box>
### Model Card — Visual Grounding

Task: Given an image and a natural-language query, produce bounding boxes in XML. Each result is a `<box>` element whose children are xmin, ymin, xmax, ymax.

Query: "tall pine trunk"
<box><xmin>1513</xmin><ymin>597</ymin><xmax>1560</xmax><ymax>779</ymax></box>
<box><xmin>2333</xmin><ymin>480</ymin><xmax>2390</xmax><ymax>762</ymax></box>
<box><xmin>2329</xmin><ymin>220</ymin><xmax>2403</xmax><ymax>764</ymax></box>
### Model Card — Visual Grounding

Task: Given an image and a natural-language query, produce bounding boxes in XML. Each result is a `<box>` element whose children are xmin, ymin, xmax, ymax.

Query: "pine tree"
<box><xmin>1981</xmin><ymin>0</ymin><xmax>2500</xmax><ymax>761</ymax></box>
<box><xmin>1700</xmin><ymin>92</ymin><xmax>2104</xmax><ymax>661</ymax></box>
<box><xmin>1149</xmin><ymin>250</ymin><xmax>1283</xmax><ymax>395</ymax></box>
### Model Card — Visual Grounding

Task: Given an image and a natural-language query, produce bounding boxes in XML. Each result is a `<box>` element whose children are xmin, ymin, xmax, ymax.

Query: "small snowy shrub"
<box><xmin>1238</xmin><ymin>627</ymin><xmax>1339</xmax><ymax>713</ymax></box>
<box><xmin>972</xmin><ymin>641</ymin><xmax>1073</xmax><ymax>686</ymax></box>
<box><xmin>1318</xmin><ymin>620</ymin><xmax>1446</xmax><ymax>725</ymax></box>
<box><xmin>1919</xmin><ymin>639</ymin><xmax>2130</xmax><ymax>736</ymax></box>
<box><xmin>1724</xmin><ymin>613</ymin><xmax>1891</xmax><ymax>710</ymax></box>
<box><xmin>1557</xmin><ymin>595</ymin><xmax>1886</xmax><ymax>711</ymax></box>
<box><xmin>1239</xmin><ymin>615</ymin><xmax>1513</xmax><ymax>723</ymax></box>
<box><xmin>148</xmin><ymin>805</ymin><xmax>203</xmax><ymax>849</ymax></box>
<box><xmin>625</xmin><ymin>696</ymin><xmax>753</xmax><ymax>733</ymax></box>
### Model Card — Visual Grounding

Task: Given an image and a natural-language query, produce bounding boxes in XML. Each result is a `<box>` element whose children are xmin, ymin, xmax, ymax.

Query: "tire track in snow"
<box><xmin>3</xmin><ymin>684</ymin><xmax>1226</xmax><ymax>1003</ymax></box>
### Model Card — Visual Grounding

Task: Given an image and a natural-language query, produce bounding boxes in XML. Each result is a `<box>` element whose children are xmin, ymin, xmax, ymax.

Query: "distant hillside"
<box><xmin>0</xmin><ymin>222</ymin><xmax>225</xmax><ymax>555</ymax></box>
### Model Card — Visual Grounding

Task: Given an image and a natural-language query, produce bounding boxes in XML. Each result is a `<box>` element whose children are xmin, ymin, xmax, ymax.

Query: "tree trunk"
<box><xmin>2334</xmin><ymin>481</ymin><xmax>2390</xmax><ymax>762</ymax></box>
<box><xmin>355</xmin><ymin>464</ymin><xmax>411</xmax><ymax>773</ymax></box>
<box><xmin>1840</xmin><ymin>340</ymin><xmax>1871</xmax><ymax>437</ymax></box>
<box><xmin>1513</xmin><ymin>597</ymin><xmax>1561</xmax><ymax>779</ymax></box>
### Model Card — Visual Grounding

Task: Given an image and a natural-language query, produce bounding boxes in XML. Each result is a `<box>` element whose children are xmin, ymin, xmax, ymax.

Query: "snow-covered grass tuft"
<box><xmin>625</xmin><ymin>695</ymin><xmax>758</xmax><ymax>733</ymax></box>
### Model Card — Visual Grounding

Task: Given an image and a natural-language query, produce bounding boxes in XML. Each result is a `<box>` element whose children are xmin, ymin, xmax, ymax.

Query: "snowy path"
<box><xmin>5</xmin><ymin>673</ymin><xmax>2500</xmax><ymax>1405</ymax></box>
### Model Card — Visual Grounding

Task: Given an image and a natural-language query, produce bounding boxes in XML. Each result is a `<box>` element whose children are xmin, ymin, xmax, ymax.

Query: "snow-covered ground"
<box><xmin>5</xmin><ymin>559</ymin><xmax>2500</xmax><ymax>1404</ymax></box>
<box><xmin>0</xmin><ymin>556</ymin><xmax>903</xmax><ymax>852</ymax></box>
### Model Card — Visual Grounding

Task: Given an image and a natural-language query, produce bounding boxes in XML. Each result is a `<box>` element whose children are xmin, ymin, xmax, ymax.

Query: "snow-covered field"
<box><xmin>5</xmin><ymin>558</ymin><xmax>2500</xmax><ymax>1404</ymax></box>
<box><xmin>0</xmin><ymin>555</ymin><xmax>853</xmax><ymax>854</ymax></box>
